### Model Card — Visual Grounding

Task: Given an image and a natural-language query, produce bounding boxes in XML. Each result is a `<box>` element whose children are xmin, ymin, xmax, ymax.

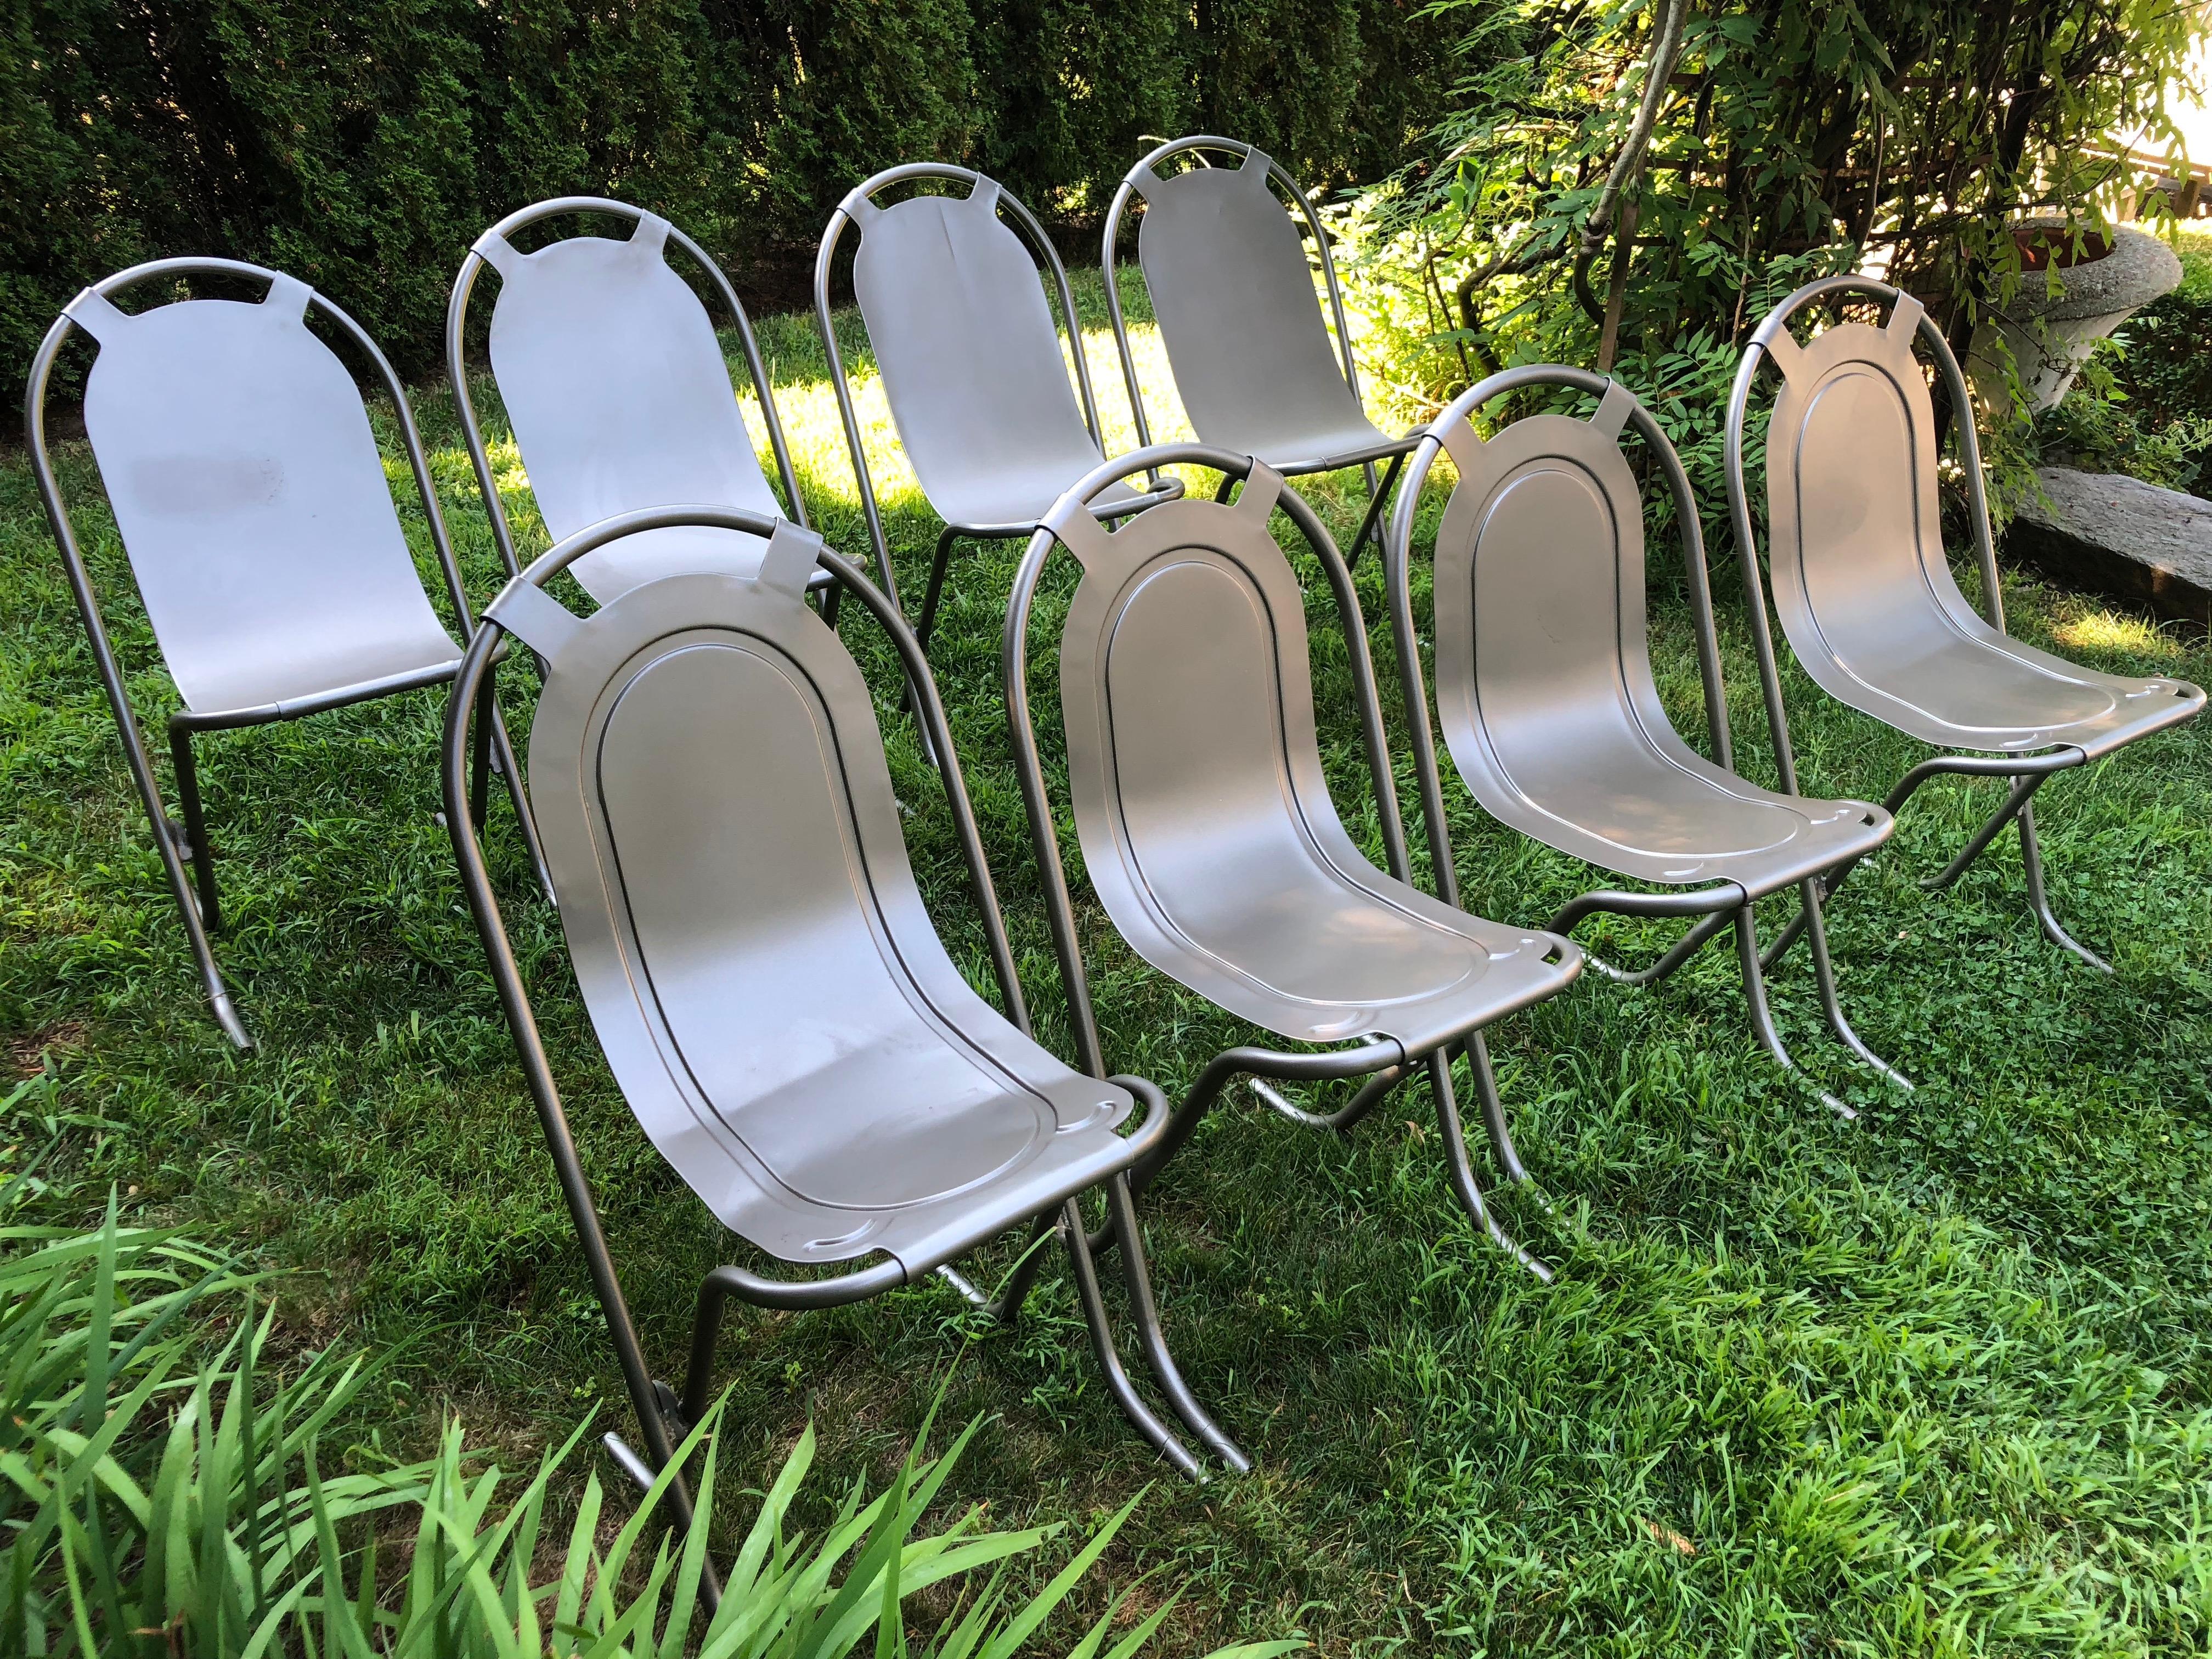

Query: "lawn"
<box><xmin>4</xmin><ymin>265</ymin><xmax>2211</xmax><ymax>1656</ymax></box>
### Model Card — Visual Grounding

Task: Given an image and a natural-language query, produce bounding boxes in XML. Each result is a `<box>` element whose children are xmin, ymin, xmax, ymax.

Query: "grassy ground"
<box><xmin>5</xmin><ymin>264</ymin><xmax>2212</xmax><ymax>1656</ymax></box>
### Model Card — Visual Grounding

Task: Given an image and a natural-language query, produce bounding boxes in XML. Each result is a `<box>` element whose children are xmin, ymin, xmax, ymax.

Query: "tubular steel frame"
<box><xmin>1101</xmin><ymin>136</ymin><xmax>1419</xmax><ymax>566</ymax></box>
<box><xmin>26</xmin><ymin>257</ymin><xmax>544</xmax><ymax>1049</ymax></box>
<box><xmin>1387</xmin><ymin>366</ymin><xmax>1909</xmax><ymax>1118</ymax></box>
<box><xmin>445</xmin><ymin>506</ymin><xmax>1248</xmax><ymax>1570</ymax></box>
<box><xmin>813</xmin><ymin>162</ymin><xmax>1178</xmax><ymax>659</ymax></box>
<box><xmin>1725</xmin><ymin>275</ymin><xmax>2194</xmax><ymax>974</ymax></box>
<box><xmin>1005</xmin><ymin>443</ymin><xmax>1568</xmax><ymax>1283</ymax></box>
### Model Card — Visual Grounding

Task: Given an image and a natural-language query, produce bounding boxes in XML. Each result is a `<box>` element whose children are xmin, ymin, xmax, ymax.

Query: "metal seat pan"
<box><xmin>1133</xmin><ymin>151</ymin><xmax>1392</xmax><ymax>471</ymax></box>
<box><xmin>851</xmin><ymin>183</ymin><xmax>1127</xmax><ymax>532</ymax></box>
<box><xmin>1430</xmin><ymin>411</ymin><xmax>1891</xmax><ymax>896</ymax></box>
<box><xmin>1766</xmin><ymin>318</ymin><xmax>2204</xmax><ymax>758</ymax></box>
<box><xmin>73</xmin><ymin>284</ymin><xmax>462</xmax><ymax>714</ymax></box>
<box><xmin>523</xmin><ymin>566</ymin><xmax>1137</xmax><ymax>1274</ymax></box>
<box><xmin>479</xmin><ymin>215</ymin><xmax>783</xmax><ymax>603</ymax></box>
<box><xmin>1054</xmin><ymin>478</ymin><xmax>1578</xmax><ymax>1053</ymax></box>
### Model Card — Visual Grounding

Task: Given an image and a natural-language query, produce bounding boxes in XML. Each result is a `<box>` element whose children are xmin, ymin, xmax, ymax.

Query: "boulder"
<box><xmin>2006</xmin><ymin>466</ymin><xmax>2212</xmax><ymax>629</ymax></box>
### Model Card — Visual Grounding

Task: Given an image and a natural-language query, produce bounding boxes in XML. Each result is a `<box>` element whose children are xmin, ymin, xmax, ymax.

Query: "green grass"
<box><xmin>5</xmin><ymin>264</ymin><xmax>2212</xmax><ymax>1655</ymax></box>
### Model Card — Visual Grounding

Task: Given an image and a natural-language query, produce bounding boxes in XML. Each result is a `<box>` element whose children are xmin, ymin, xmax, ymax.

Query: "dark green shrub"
<box><xmin>4</xmin><ymin>0</ymin><xmax>1452</xmax><ymax>418</ymax></box>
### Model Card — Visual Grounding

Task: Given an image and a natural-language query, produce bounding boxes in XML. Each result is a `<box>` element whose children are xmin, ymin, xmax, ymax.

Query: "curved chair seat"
<box><xmin>450</xmin><ymin>200</ymin><xmax>810</xmax><ymax>605</ymax></box>
<box><xmin>1390</xmin><ymin>370</ymin><xmax>1905</xmax><ymax>1108</ymax></box>
<box><xmin>1052</xmin><ymin>480</ymin><xmax>1578</xmax><ymax>1053</ymax></box>
<box><xmin>459</xmin><ymin>508</ymin><xmax>1247</xmax><ymax>1491</ymax></box>
<box><xmin>1010</xmin><ymin>449</ymin><xmax>1583</xmax><ymax>1279</ymax></box>
<box><xmin>1763</xmin><ymin>308</ymin><xmax>2203</xmax><ymax>758</ymax></box>
<box><xmin>515</xmin><ymin>557</ymin><xmax>1141</xmax><ymax>1275</ymax></box>
<box><xmin>1731</xmin><ymin>277</ymin><xmax>2207</xmax><ymax>976</ymax></box>
<box><xmin>819</xmin><ymin>167</ymin><xmax>1144</xmax><ymax>650</ymax></box>
<box><xmin>1102</xmin><ymin>139</ymin><xmax>1418</xmax><ymax>564</ymax></box>
<box><xmin>1487</xmin><ymin>738</ymin><xmax>1888</xmax><ymax>900</ymax></box>
<box><xmin>29</xmin><ymin>258</ymin><xmax>543</xmax><ymax>1048</ymax></box>
<box><xmin>1424</xmin><ymin>399</ymin><xmax>1891</xmax><ymax>901</ymax></box>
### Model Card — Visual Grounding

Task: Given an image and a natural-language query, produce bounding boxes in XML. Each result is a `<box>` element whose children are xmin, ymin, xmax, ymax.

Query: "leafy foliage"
<box><xmin>1376</xmin><ymin>0</ymin><xmax>2199</xmax><ymax>400</ymax></box>
<box><xmin>0</xmin><ymin>1194</ymin><xmax>1300</xmax><ymax>1658</ymax></box>
<box><xmin>2</xmin><ymin>0</ymin><xmax>1452</xmax><ymax>416</ymax></box>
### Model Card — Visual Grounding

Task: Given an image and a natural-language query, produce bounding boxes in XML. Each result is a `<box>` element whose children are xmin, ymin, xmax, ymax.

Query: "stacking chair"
<box><xmin>25</xmin><ymin>258</ymin><xmax>542</xmax><ymax>1049</ymax></box>
<box><xmin>445</xmin><ymin>505</ymin><xmax>1248</xmax><ymax>1511</ymax></box>
<box><xmin>814</xmin><ymin>165</ymin><xmax>1176</xmax><ymax>657</ymax></box>
<box><xmin>1726</xmin><ymin>277</ymin><xmax>2205</xmax><ymax>972</ymax></box>
<box><xmin>1384</xmin><ymin>369</ymin><xmax>1903</xmax><ymax>1118</ymax></box>
<box><xmin>1004</xmin><ymin>448</ymin><xmax>1585</xmax><ymax>1280</ymax></box>
<box><xmin>447</xmin><ymin>198</ymin><xmax>821</xmax><ymax>605</ymax></box>
<box><xmin>1102</xmin><ymin>137</ymin><xmax>1419</xmax><ymax>563</ymax></box>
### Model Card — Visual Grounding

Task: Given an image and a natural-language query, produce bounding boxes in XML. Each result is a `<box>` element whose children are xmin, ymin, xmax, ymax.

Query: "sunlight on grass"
<box><xmin>2052</xmin><ymin>606</ymin><xmax>2187</xmax><ymax>659</ymax></box>
<box><xmin>6</xmin><ymin>260</ymin><xmax>2211</xmax><ymax>1656</ymax></box>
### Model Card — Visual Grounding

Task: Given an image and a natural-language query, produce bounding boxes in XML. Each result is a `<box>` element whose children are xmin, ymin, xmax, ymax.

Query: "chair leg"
<box><xmin>1060</xmin><ymin>1199</ymin><xmax>1205</xmax><ymax>1479</ymax></box>
<box><xmin>2017</xmin><ymin>799</ymin><xmax>2113</xmax><ymax>972</ymax></box>
<box><xmin>486</xmin><ymin>700</ymin><xmax>556</xmax><ymax>907</ymax></box>
<box><xmin>984</xmin><ymin>1211</ymin><xmax>1059</xmax><ymax>1323</ymax></box>
<box><xmin>148</xmin><ymin>722</ymin><xmax>249</xmax><ymax>1048</ymax></box>
<box><xmin>469</xmin><ymin>674</ymin><xmax>495</xmax><ymax>832</ymax></box>
<box><xmin>1796</xmin><ymin>877</ymin><xmax>1914</xmax><ymax>1090</ymax></box>
<box><xmin>166</xmin><ymin>719</ymin><xmax>221</xmax><ymax>936</ymax></box>
<box><xmin>1734</xmin><ymin>904</ymin><xmax>1854</xmax><ymax>1121</ymax></box>
<box><xmin>1922</xmin><ymin>771</ymin><xmax>2046</xmax><ymax>893</ymax></box>
<box><xmin>916</xmin><ymin>526</ymin><xmax>961</xmax><ymax>658</ymax></box>
<box><xmin>1463</xmin><ymin>1031</ymin><xmax>1533</xmax><ymax>1183</ymax></box>
<box><xmin>1343</xmin><ymin>450</ymin><xmax>1405</xmax><ymax>570</ymax></box>
<box><xmin>1430</xmin><ymin>1052</ymin><xmax>1552</xmax><ymax>1281</ymax></box>
<box><xmin>1103</xmin><ymin>1175</ymin><xmax>1250</xmax><ymax>1472</ymax></box>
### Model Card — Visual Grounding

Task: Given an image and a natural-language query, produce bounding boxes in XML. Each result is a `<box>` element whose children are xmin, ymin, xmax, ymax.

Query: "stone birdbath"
<box><xmin>1968</xmin><ymin>217</ymin><xmax>2182</xmax><ymax>413</ymax></box>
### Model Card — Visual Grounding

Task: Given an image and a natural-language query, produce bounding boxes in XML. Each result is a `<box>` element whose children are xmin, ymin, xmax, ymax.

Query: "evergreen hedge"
<box><xmin>3</xmin><ymin>0</ymin><xmax>1447</xmax><ymax>412</ymax></box>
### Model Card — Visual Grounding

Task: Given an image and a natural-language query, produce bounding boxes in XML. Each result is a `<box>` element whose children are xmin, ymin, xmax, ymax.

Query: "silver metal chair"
<box><xmin>447</xmin><ymin>198</ymin><xmax>821</xmax><ymax>606</ymax></box>
<box><xmin>25</xmin><ymin>258</ymin><xmax>544</xmax><ymax>1049</ymax></box>
<box><xmin>814</xmin><ymin>164</ymin><xmax>1176</xmax><ymax>657</ymax></box>
<box><xmin>1385</xmin><ymin>368</ymin><xmax>1903</xmax><ymax>1118</ymax></box>
<box><xmin>1102</xmin><ymin>137</ymin><xmax>1419</xmax><ymax>563</ymax></box>
<box><xmin>1726</xmin><ymin>276</ymin><xmax>2205</xmax><ymax>972</ymax></box>
<box><xmin>446</xmin><ymin>506</ymin><xmax>1246</xmax><ymax>1516</ymax></box>
<box><xmin>1005</xmin><ymin>448</ymin><xmax>1584</xmax><ymax>1282</ymax></box>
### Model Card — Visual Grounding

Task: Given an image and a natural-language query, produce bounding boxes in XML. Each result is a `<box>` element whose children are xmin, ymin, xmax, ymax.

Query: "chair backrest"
<box><xmin>1387</xmin><ymin>369</ymin><xmax>1746</xmax><ymax>886</ymax></box>
<box><xmin>1104</xmin><ymin>138</ymin><xmax>1370</xmax><ymax>459</ymax></box>
<box><xmin>1007</xmin><ymin>449</ymin><xmax>1475</xmax><ymax>1048</ymax></box>
<box><xmin>38</xmin><ymin>262</ymin><xmax>456</xmax><ymax>714</ymax></box>
<box><xmin>1730</xmin><ymin>278</ymin><xmax>2203</xmax><ymax>763</ymax></box>
<box><xmin>815</xmin><ymin>166</ymin><xmax>1110</xmax><ymax>597</ymax></box>
<box><xmin>449</xmin><ymin>199</ymin><xmax>801</xmax><ymax>603</ymax></box>
<box><xmin>471</xmin><ymin>512</ymin><xmax>1105</xmax><ymax>1264</ymax></box>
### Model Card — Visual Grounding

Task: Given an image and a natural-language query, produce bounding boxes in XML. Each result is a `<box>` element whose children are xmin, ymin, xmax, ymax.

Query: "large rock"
<box><xmin>2006</xmin><ymin>466</ymin><xmax>2212</xmax><ymax>629</ymax></box>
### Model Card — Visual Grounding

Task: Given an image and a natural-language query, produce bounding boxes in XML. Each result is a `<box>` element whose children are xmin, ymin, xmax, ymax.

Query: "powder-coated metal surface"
<box><xmin>516</xmin><ymin>554</ymin><xmax>1136</xmax><ymax>1272</ymax></box>
<box><xmin>1762</xmin><ymin>302</ymin><xmax>2203</xmax><ymax>759</ymax></box>
<box><xmin>849</xmin><ymin>179</ymin><xmax>1131</xmax><ymax>529</ymax></box>
<box><xmin>1131</xmin><ymin>147</ymin><xmax>1388</xmax><ymax>470</ymax></box>
<box><xmin>1427</xmin><ymin>405</ymin><xmax>1890</xmax><ymax>896</ymax></box>
<box><xmin>71</xmin><ymin>278</ymin><xmax>460</xmax><ymax>714</ymax></box>
<box><xmin>1049</xmin><ymin>467</ymin><xmax>1577</xmax><ymax>1052</ymax></box>
<box><xmin>477</xmin><ymin>211</ymin><xmax>782</xmax><ymax>601</ymax></box>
